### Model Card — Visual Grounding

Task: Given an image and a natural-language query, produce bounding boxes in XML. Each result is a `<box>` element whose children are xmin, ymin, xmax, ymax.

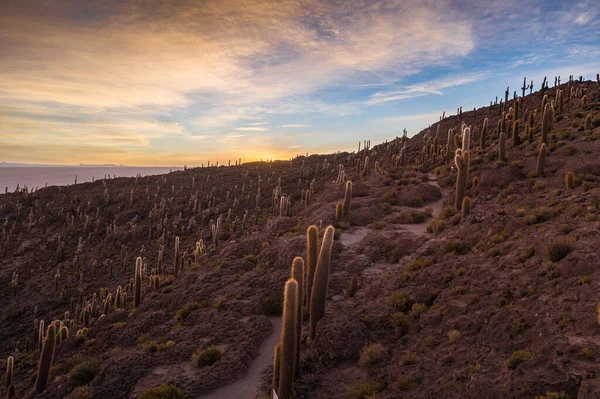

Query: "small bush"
<box><xmin>525</xmin><ymin>207</ymin><xmax>554</xmax><ymax>225</ymax></box>
<box><xmin>548</xmin><ymin>240</ymin><xmax>574</xmax><ymax>262</ymax></box>
<box><xmin>426</xmin><ymin>219</ymin><xmax>446</xmax><ymax>234</ymax></box>
<box><xmin>505</xmin><ymin>350</ymin><xmax>532</xmax><ymax>369</ymax></box>
<box><xmin>406</xmin><ymin>258</ymin><xmax>433</xmax><ymax>272</ymax></box>
<box><xmin>443</xmin><ymin>240</ymin><xmax>469</xmax><ymax>255</ymax></box>
<box><xmin>400</xmin><ymin>352</ymin><xmax>419</xmax><ymax>365</ymax></box>
<box><xmin>175</xmin><ymin>301</ymin><xmax>200</xmax><ymax>320</ymax></box>
<box><xmin>425</xmin><ymin>336</ymin><xmax>439</xmax><ymax>348</ymax></box>
<box><xmin>138</xmin><ymin>384</ymin><xmax>185</xmax><ymax>399</ymax></box>
<box><xmin>192</xmin><ymin>346</ymin><xmax>222</xmax><ymax>368</ymax></box>
<box><xmin>262</xmin><ymin>291</ymin><xmax>283</xmax><ymax>315</ymax></box>
<box><xmin>358</xmin><ymin>343</ymin><xmax>386</xmax><ymax>367</ymax></box>
<box><xmin>395</xmin><ymin>374</ymin><xmax>412</xmax><ymax>390</ymax></box>
<box><xmin>72</xmin><ymin>386</ymin><xmax>93</xmax><ymax>399</ymax></box>
<box><xmin>390</xmin><ymin>210</ymin><xmax>429</xmax><ymax>224</ymax></box>
<box><xmin>243</xmin><ymin>254</ymin><xmax>258</xmax><ymax>264</ymax></box>
<box><xmin>344</xmin><ymin>382</ymin><xmax>382</xmax><ymax>399</ymax></box>
<box><xmin>534</xmin><ymin>393</ymin><xmax>569</xmax><ymax>399</ymax></box>
<box><xmin>381</xmin><ymin>191</ymin><xmax>399</xmax><ymax>205</ymax></box>
<box><xmin>68</xmin><ymin>359</ymin><xmax>101</xmax><ymax>387</ymax></box>
<box><xmin>409</xmin><ymin>303</ymin><xmax>428</xmax><ymax>319</ymax></box>
<box><xmin>447</xmin><ymin>329</ymin><xmax>460</xmax><ymax>342</ymax></box>
<box><xmin>390</xmin><ymin>290</ymin><xmax>412</xmax><ymax>312</ymax></box>
<box><xmin>580</xmin><ymin>348</ymin><xmax>594</xmax><ymax>359</ymax></box>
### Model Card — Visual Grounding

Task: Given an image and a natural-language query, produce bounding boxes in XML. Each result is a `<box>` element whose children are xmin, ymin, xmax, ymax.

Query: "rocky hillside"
<box><xmin>1</xmin><ymin>76</ymin><xmax>599</xmax><ymax>399</ymax></box>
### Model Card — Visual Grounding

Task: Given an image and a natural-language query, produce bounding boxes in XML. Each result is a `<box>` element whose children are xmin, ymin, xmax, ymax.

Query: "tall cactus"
<box><xmin>35</xmin><ymin>324</ymin><xmax>56</xmax><ymax>393</ymax></box>
<box><xmin>272</xmin><ymin>343</ymin><xmax>281</xmax><ymax>398</ymax></box>
<box><xmin>278</xmin><ymin>279</ymin><xmax>298</xmax><ymax>399</ymax></box>
<box><xmin>541</xmin><ymin>105</ymin><xmax>550</xmax><ymax>145</ymax></box>
<box><xmin>536</xmin><ymin>144</ymin><xmax>547</xmax><ymax>176</ymax></box>
<box><xmin>309</xmin><ymin>225</ymin><xmax>335</xmax><ymax>340</ymax></box>
<box><xmin>342</xmin><ymin>181</ymin><xmax>352</xmax><ymax>216</ymax></box>
<box><xmin>499</xmin><ymin>132</ymin><xmax>507</xmax><ymax>161</ymax></box>
<box><xmin>134</xmin><ymin>256</ymin><xmax>142</xmax><ymax>308</ymax></box>
<box><xmin>462</xmin><ymin>197</ymin><xmax>471</xmax><ymax>218</ymax></box>
<box><xmin>480</xmin><ymin>118</ymin><xmax>488</xmax><ymax>149</ymax></box>
<box><xmin>174</xmin><ymin>236</ymin><xmax>180</xmax><ymax>275</ymax></box>
<box><xmin>335</xmin><ymin>202</ymin><xmax>343</xmax><ymax>223</ymax></box>
<box><xmin>454</xmin><ymin>149</ymin><xmax>470</xmax><ymax>211</ymax></box>
<box><xmin>512</xmin><ymin>120</ymin><xmax>520</xmax><ymax>147</ymax></box>
<box><xmin>5</xmin><ymin>356</ymin><xmax>14</xmax><ymax>389</ymax></box>
<box><xmin>291</xmin><ymin>257</ymin><xmax>304</xmax><ymax>379</ymax></box>
<box><xmin>305</xmin><ymin>226</ymin><xmax>319</xmax><ymax>310</ymax></box>
<box><xmin>566</xmin><ymin>171</ymin><xmax>574</xmax><ymax>189</ymax></box>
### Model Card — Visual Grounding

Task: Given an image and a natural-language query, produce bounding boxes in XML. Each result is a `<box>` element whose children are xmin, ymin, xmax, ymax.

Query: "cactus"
<box><xmin>348</xmin><ymin>275</ymin><xmax>358</xmax><ymax>297</ymax></box>
<box><xmin>525</xmin><ymin>123</ymin><xmax>533</xmax><ymax>142</ymax></box>
<box><xmin>454</xmin><ymin>149</ymin><xmax>470</xmax><ymax>211</ymax></box>
<box><xmin>35</xmin><ymin>324</ymin><xmax>56</xmax><ymax>393</ymax></box>
<box><xmin>533</xmin><ymin>143</ymin><xmax>547</xmax><ymax>176</ymax></box>
<box><xmin>309</xmin><ymin>225</ymin><xmax>334</xmax><ymax>340</ymax></box>
<box><xmin>582</xmin><ymin>95</ymin><xmax>587</xmax><ymax>106</ymax></box>
<box><xmin>342</xmin><ymin>181</ymin><xmax>352</xmax><ymax>216</ymax></box>
<box><xmin>512</xmin><ymin>120</ymin><xmax>520</xmax><ymax>147</ymax></box>
<box><xmin>480</xmin><ymin>118</ymin><xmax>488</xmax><ymax>149</ymax></box>
<box><xmin>499</xmin><ymin>132</ymin><xmax>506</xmax><ymax>161</ymax></box>
<box><xmin>5</xmin><ymin>356</ymin><xmax>13</xmax><ymax>389</ymax></box>
<box><xmin>566</xmin><ymin>171</ymin><xmax>574</xmax><ymax>189</ymax></box>
<box><xmin>585</xmin><ymin>114</ymin><xmax>593</xmax><ymax>130</ymax></box>
<box><xmin>305</xmin><ymin>226</ymin><xmax>319</xmax><ymax>310</ymax></box>
<box><xmin>272</xmin><ymin>343</ymin><xmax>281</xmax><ymax>398</ymax></box>
<box><xmin>541</xmin><ymin>106</ymin><xmax>550</xmax><ymax>145</ymax></box>
<box><xmin>278</xmin><ymin>279</ymin><xmax>298</xmax><ymax>399</ymax></box>
<box><xmin>335</xmin><ymin>202</ymin><xmax>343</xmax><ymax>223</ymax></box>
<box><xmin>134</xmin><ymin>256</ymin><xmax>142</xmax><ymax>308</ymax></box>
<box><xmin>462</xmin><ymin>197</ymin><xmax>471</xmax><ymax>218</ymax></box>
<box><xmin>291</xmin><ymin>257</ymin><xmax>304</xmax><ymax>379</ymax></box>
<box><xmin>174</xmin><ymin>236</ymin><xmax>180</xmax><ymax>275</ymax></box>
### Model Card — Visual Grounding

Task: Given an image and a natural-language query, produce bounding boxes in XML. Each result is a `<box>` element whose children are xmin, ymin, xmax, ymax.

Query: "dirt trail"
<box><xmin>202</xmin><ymin>317</ymin><xmax>282</xmax><ymax>399</ymax></box>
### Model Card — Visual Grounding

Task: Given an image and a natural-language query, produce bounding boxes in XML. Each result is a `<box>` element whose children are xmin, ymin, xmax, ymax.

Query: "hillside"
<box><xmin>1</xmin><ymin>76</ymin><xmax>599</xmax><ymax>399</ymax></box>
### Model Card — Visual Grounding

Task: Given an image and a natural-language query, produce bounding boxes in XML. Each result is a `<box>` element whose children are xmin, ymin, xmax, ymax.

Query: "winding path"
<box><xmin>202</xmin><ymin>317</ymin><xmax>282</xmax><ymax>399</ymax></box>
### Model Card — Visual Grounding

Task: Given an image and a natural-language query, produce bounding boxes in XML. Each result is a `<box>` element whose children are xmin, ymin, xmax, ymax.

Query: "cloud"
<box><xmin>234</xmin><ymin>126</ymin><xmax>268</xmax><ymax>131</ymax></box>
<box><xmin>279</xmin><ymin>124</ymin><xmax>308</xmax><ymax>128</ymax></box>
<box><xmin>365</xmin><ymin>72</ymin><xmax>490</xmax><ymax>105</ymax></box>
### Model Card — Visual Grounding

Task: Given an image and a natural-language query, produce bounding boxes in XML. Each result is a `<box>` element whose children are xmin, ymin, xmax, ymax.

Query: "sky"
<box><xmin>0</xmin><ymin>0</ymin><xmax>599</xmax><ymax>166</ymax></box>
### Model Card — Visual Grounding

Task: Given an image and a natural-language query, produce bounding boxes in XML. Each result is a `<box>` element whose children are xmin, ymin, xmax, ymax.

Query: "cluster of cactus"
<box><xmin>273</xmin><ymin>225</ymin><xmax>334</xmax><ymax>399</ymax></box>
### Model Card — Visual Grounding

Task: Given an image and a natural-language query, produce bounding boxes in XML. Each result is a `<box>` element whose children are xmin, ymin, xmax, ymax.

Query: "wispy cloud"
<box><xmin>365</xmin><ymin>72</ymin><xmax>490</xmax><ymax>105</ymax></box>
<box><xmin>234</xmin><ymin>127</ymin><xmax>268</xmax><ymax>131</ymax></box>
<box><xmin>280</xmin><ymin>124</ymin><xmax>308</xmax><ymax>128</ymax></box>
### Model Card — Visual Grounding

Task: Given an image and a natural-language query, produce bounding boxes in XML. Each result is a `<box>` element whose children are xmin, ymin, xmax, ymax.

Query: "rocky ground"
<box><xmin>1</xmin><ymin>78</ymin><xmax>599</xmax><ymax>399</ymax></box>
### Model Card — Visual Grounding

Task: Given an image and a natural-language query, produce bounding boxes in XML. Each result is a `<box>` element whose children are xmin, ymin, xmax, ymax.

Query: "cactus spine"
<box><xmin>291</xmin><ymin>257</ymin><xmax>304</xmax><ymax>379</ymax></box>
<box><xmin>305</xmin><ymin>226</ymin><xmax>318</xmax><ymax>310</ymax></box>
<box><xmin>134</xmin><ymin>256</ymin><xmax>142</xmax><ymax>308</ymax></box>
<box><xmin>536</xmin><ymin>144</ymin><xmax>547</xmax><ymax>176</ymax></box>
<box><xmin>454</xmin><ymin>149</ymin><xmax>470</xmax><ymax>211</ymax></box>
<box><xmin>278</xmin><ymin>279</ymin><xmax>298</xmax><ymax>399</ymax></box>
<box><xmin>566</xmin><ymin>171</ymin><xmax>574</xmax><ymax>189</ymax></box>
<box><xmin>499</xmin><ymin>132</ymin><xmax>507</xmax><ymax>161</ymax></box>
<box><xmin>342</xmin><ymin>181</ymin><xmax>352</xmax><ymax>216</ymax></box>
<box><xmin>35</xmin><ymin>324</ymin><xmax>56</xmax><ymax>393</ymax></box>
<box><xmin>309</xmin><ymin>225</ymin><xmax>334</xmax><ymax>340</ymax></box>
